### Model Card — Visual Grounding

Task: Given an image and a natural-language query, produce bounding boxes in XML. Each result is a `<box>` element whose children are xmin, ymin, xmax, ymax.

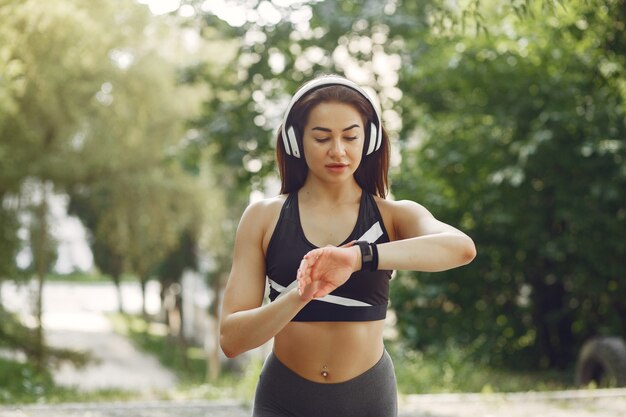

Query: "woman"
<box><xmin>219</xmin><ymin>75</ymin><xmax>476</xmax><ymax>417</ymax></box>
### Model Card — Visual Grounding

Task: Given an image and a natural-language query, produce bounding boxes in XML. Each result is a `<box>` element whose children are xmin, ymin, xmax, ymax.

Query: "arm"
<box><xmin>298</xmin><ymin>200</ymin><xmax>476</xmax><ymax>295</ymax></box>
<box><xmin>219</xmin><ymin>201</ymin><xmax>309</xmax><ymax>359</ymax></box>
<box><xmin>377</xmin><ymin>200</ymin><xmax>476</xmax><ymax>272</ymax></box>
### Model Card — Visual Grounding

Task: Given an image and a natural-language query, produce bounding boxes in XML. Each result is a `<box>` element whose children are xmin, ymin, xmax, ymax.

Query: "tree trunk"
<box><xmin>207</xmin><ymin>271</ymin><xmax>225</xmax><ymax>382</ymax></box>
<box><xmin>530</xmin><ymin>263</ymin><xmax>575</xmax><ymax>369</ymax></box>
<box><xmin>113</xmin><ymin>274</ymin><xmax>124</xmax><ymax>314</ymax></box>
<box><xmin>140</xmin><ymin>276</ymin><xmax>147</xmax><ymax>317</ymax></box>
<box><xmin>33</xmin><ymin>183</ymin><xmax>49</xmax><ymax>370</ymax></box>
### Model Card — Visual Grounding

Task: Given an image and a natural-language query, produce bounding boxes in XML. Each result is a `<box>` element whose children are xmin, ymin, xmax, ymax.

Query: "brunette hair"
<box><xmin>276</xmin><ymin>81</ymin><xmax>390</xmax><ymax>198</ymax></box>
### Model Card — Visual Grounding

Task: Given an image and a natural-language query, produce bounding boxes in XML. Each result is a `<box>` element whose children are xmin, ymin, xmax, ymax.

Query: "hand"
<box><xmin>297</xmin><ymin>241</ymin><xmax>360</xmax><ymax>300</ymax></box>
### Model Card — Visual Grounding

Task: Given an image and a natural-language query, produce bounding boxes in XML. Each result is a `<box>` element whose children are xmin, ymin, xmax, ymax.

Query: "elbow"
<box><xmin>221</xmin><ymin>346</ymin><xmax>239</xmax><ymax>359</ymax></box>
<box><xmin>220</xmin><ymin>331</ymin><xmax>240</xmax><ymax>359</ymax></box>
<box><xmin>461</xmin><ymin>237</ymin><xmax>477</xmax><ymax>265</ymax></box>
<box><xmin>220</xmin><ymin>324</ymin><xmax>247</xmax><ymax>359</ymax></box>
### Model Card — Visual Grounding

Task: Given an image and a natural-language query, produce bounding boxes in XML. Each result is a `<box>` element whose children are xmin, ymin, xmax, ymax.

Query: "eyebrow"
<box><xmin>311</xmin><ymin>124</ymin><xmax>360</xmax><ymax>133</ymax></box>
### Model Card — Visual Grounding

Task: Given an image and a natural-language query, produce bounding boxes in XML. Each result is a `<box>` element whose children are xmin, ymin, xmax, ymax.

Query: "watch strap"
<box><xmin>356</xmin><ymin>241</ymin><xmax>377</xmax><ymax>271</ymax></box>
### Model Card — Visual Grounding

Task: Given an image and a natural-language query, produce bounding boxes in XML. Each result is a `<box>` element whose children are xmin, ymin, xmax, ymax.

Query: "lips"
<box><xmin>325</xmin><ymin>163</ymin><xmax>349</xmax><ymax>173</ymax></box>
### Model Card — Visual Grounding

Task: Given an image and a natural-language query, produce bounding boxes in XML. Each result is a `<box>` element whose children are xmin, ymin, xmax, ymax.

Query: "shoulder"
<box><xmin>374</xmin><ymin>196</ymin><xmax>433</xmax><ymax>220</ymax></box>
<box><xmin>240</xmin><ymin>194</ymin><xmax>288</xmax><ymax>229</ymax></box>
<box><xmin>373</xmin><ymin>196</ymin><xmax>434</xmax><ymax>240</ymax></box>
<box><xmin>242</xmin><ymin>194</ymin><xmax>287</xmax><ymax>217</ymax></box>
<box><xmin>237</xmin><ymin>194</ymin><xmax>288</xmax><ymax>249</ymax></box>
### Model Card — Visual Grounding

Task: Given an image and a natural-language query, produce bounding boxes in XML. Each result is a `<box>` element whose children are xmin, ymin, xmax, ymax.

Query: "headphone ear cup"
<box><xmin>366</xmin><ymin>122</ymin><xmax>378</xmax><ymax>155</ymax></box>
<box><xmin>286</xmin><ymin>125</ymin><xmax>301</xmax><ymax>158</ymax></box>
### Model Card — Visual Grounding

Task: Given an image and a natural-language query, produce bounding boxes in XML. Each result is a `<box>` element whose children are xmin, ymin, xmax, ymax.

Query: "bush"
<box><xmin>0</xmin><ymin>358</ymin><xmax>54</xmax><ymax>403</ymax></box>
<box><xmin>388</xmin><ymin>340</ymin><xmax>572</xmax><ymax>394</ymax></box>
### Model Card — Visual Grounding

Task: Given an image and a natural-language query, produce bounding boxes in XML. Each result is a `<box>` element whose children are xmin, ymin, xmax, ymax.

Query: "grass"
<box><xmin>112</xmin><ymin>313</ymin><xmax>574</xmax><ymax>401</ymax></box>
<box><xmin>388</xmin><ymin>340</ymin><xmax>573</xmax><ymax>394</ymax></box>
<box><xmin>45</xmin><ymin>272</ymin><xmax>136</xmax><ymax>283</ymax></box>
<box><xmin>0</xmin><ymin>357</ymin><xmax>136</xmax><ymax>405</ymax></box>
<box><xmin>0</xmin><ymin>309</ymin><xmax>574</xmax><ymax>405</ymax></box>
<box><xmin>0</xmin><ymin>306</ymin><xmax>135</xmax><ymax>405</ymax></box>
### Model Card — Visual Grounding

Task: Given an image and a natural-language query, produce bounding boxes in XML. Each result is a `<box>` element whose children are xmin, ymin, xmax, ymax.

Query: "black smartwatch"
<box><xmin>356</xmin><ymin>241</ymin><xmax>378</xmax><ymax>271</ymax></box>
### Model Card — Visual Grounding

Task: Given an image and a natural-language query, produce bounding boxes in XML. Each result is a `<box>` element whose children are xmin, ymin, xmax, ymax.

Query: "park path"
<box><xmin>2</xmin><ymin>281</ymin><xmax>626</xmax><ymax>417</ymax></box>
<box><xmin>1</xmin><ymin>280</ymin><xmax>177</xmax><ymax>393</ymax></box>
<box><xmin>399</xmin><ymin>389</ymin><xmax>626</xmax><ymax>416</ymax></box>
<box><xmin>1</xmin><ymin>390</ymin><xmax>626</xmax><ymax>417</ymax></box>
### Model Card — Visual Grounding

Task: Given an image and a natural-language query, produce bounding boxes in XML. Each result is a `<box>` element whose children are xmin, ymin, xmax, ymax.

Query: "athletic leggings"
<box><xmin>252</xmin><ymin>350</ymin><xmax>398</xmax><ymax>417</ymax></box>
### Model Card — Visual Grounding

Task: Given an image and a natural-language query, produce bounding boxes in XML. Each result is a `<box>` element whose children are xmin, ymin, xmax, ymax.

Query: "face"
<box><xmin>301</xmin><ymin>101</ymin><xmax>366</xmax><ymax>183</ymax></box>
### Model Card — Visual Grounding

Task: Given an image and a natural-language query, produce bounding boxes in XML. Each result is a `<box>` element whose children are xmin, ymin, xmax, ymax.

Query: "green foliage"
<box><xmin>110</xmin><ymin>313</ymin><xmax>205</xmax><ymax>383</ymax></box>
<box><xmin>388</xmin><ymin>340</ymin><xmax>571</xmax><ymax>394</ymax></box>
<box><xmin>1</xmin><ymin>0</ymin><xmax>213</xmax><ymax>375</ymax></box>
<box><xmin>154</xmin><ymin>229</ymin><xmax>198</xmax><ymax>291</ymax></box>
<box><xmin>0</xmin><ymin>307</ymin><xmax>104</xmax><ymax>403</ymax></box>
<box><xmin>0</xmin><ymin>201</ymin><xmax>20</xmax><ymax>281</ymax></box>
<box><xmin>0</xmin><ymin>307</ymin><xmax>91</xmax><ymax>364</ymax></box>
<box><xmin>195</xmin><ymin>0</ymin><xmax>626</xmax><ymax>371</ymax></box>
<box><xmin>190</xmin><ymin>0</ymin><xmax>410</xmax><ymax>193</ymax></box>
<box><xmin>0</xmin><ymin>356</ymin><xmax>135</xmax><ymax>404</ymax></box>
<box><xmin>45</xmin><ymin>271</ymin><xmax>120</xmax><ymax>283</ymax></box>
<box><xmin>0</xmin><ymin>358</ymin><xmax>54</xmax><ymax>403</ymax></box>
<box><xmin>391</xmin><ymin>0</ymin><xmax>626</xmax><ymax>368</ymax></box>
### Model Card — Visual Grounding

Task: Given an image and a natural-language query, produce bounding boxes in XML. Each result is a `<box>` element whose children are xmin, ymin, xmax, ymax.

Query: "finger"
<box><xmin>297</xmin><ymin>258</ymin><xmax>307</xmax><ymax>277</ymax></box>
<box><xmin>301</xmin><ymin>257</ymin><xmax>313</xmax><ymax>278</ymax></box>
<box><xmin>339</xmin><ymin>240</ymin><xmax>357</xmax><ymax>248</ymax></box>
<box><xmin>298</xmin><ymin>274</ymin><xmax>310</xmax><ymax>297</ymax></box>
<box><xmin>298</xmin><ymin>261</ymin><xmax>313</xmax><ymax>292</ymax></box>
<box><xmin>303</xmin><ymin>248</ymin><xmax>322</xmax><ymax>261</ymax></box>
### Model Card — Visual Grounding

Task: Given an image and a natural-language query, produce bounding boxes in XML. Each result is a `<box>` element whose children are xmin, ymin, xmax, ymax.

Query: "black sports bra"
<box><xmin>265</xmin><ymin>191</ymin><xmax>392</xmax><ymax>322</ymax></box>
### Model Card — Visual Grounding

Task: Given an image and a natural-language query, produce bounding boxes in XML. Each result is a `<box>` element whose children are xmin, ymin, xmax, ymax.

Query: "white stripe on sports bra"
<box><xmin>268</xmin><ymin>279</ymin><xmax>373</xmax><ymax>307</ymax></box>
<box><xmin>267</xmin><ymin>221</ymin><xmax>383</xmax><ymax>308</ymax></box>
<box><xmin>359</xmin><ymin>221</ymin><xmax>383</xmax><ymax>244</ymax></box>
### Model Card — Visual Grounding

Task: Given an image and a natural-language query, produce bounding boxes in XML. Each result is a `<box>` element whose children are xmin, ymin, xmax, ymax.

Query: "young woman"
<box><xmin>219</xmin><ymin>75</ymin><xmax>476</xmax><ymax>417</ymax></box>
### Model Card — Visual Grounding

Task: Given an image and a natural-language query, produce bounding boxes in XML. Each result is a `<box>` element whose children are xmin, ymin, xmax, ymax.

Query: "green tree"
<box><xmin>0</xmin><ymin>0</ymin><xmax>130</xmax><ymax>362</ymax></box>
<box><xmin>0</xmin><ymin>0</ymin><xmax>207</xmax><ymax>364</ymax></box>
<box><xmin>192</xmin><ymin>0</ymin><xmax>626</xmax><ymax>372</ymax></box>
<box><xmin>391</xmin><ymin>0</ymin><xmax>626</xmax><ymax>368</ymax></box>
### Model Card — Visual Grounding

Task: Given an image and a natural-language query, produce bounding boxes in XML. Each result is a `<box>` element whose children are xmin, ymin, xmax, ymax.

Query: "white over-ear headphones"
<box><xmin>280</xmin><ymin>75</ymin><xmax>383</xmax><ymax>159</ymax></box>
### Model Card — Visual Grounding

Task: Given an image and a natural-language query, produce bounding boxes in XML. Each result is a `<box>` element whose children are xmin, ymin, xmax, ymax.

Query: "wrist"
<box><xmin>356</xmin><ymin>241</ymin><xmax>378</xmax><ymax>271</ymax></box>
<box><xmin>291</xmin><ymin>286</ymin><xmax>312</xmax><ymax>304</ymax></box>
<box><xmin>351</xmin><ymin>246</ymin><xmax>362</xmax><ymax>272</ymax></box>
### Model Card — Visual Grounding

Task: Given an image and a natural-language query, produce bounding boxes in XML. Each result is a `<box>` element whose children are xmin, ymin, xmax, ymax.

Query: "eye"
<box><xmin>314</xmin><ymin>137</ymin><xmax>330</xmax><ymax>143</ymax></box>
<box><xmin>344</xmin><ymin>136</ymin><xmax>358</xmax><ymax>141</ymax></box>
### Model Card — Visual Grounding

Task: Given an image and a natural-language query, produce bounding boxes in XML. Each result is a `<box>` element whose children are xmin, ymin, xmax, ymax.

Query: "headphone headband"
<box><xmin>281</xmin><ymin>75</ymin><xmax>383</xmax><ymax>158</ymax></box>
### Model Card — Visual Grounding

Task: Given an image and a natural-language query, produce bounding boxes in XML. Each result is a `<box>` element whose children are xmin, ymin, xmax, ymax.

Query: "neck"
<box><xmin>299</xmin><ymin>176</ymin><xmax>361</xmax><ymax>203</ymax></box>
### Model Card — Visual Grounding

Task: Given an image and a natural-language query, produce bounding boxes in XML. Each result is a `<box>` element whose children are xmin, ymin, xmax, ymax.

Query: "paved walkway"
<box><xmin>399</xmin><ymin>389</ymin><xmax>626</xmax><ymax>417</ymax></box>
<box><xmin>0</xmin><ymin>400</ymin><xmax>248</xmax><ymax>417</ymax></box>
<box><xmin>1</xmin><ymin>390</ymin><xmax>626</xmax><ymax>417</ymax></box>
<box><xmin>2</xmin><ymin>281</ymin><xmax>177</xmax><ymax>394</ymax></box>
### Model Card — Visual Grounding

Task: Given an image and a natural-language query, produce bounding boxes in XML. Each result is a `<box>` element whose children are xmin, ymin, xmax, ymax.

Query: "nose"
<box><xmin>329</xmin><ymin>137</ymin><xmax>346</xmax><ymax>157</ymax></box>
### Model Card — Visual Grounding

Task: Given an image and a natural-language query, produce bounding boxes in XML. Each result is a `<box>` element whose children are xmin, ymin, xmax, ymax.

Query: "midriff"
<box><xmin>273</xmin><ymin>320</ymin><xmax>385</xmax><ymax>383</ymax></box>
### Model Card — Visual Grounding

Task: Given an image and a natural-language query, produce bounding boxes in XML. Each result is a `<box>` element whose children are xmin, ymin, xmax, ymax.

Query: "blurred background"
<box><xmin>0</xmin><ymin>0</ymin><xmax>625</xmax><ymax>406</ymax></box>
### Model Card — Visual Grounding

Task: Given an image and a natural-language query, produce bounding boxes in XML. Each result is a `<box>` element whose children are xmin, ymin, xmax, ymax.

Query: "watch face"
<box><xmin>358</xmin><ymin>241</ymin><xmax>373</xmax><ymax>262</ymax></box>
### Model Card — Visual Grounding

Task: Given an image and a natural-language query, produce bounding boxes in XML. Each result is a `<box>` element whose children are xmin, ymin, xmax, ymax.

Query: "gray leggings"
<box><xmin>252</xmin><ymin>350</ymin><xmax>398</xmax><ymax>417</ymax></box>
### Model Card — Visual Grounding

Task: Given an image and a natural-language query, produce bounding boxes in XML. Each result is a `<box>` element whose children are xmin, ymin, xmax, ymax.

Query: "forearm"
<box><xmin>377</xmin><ymin>232</ymin><xmax>476</xmax><ymax>272</ymax></box>
<box><xmin>220</xmin><ymin>288</ymin><xmax>308</xmax><ymax>358</ymax></box>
